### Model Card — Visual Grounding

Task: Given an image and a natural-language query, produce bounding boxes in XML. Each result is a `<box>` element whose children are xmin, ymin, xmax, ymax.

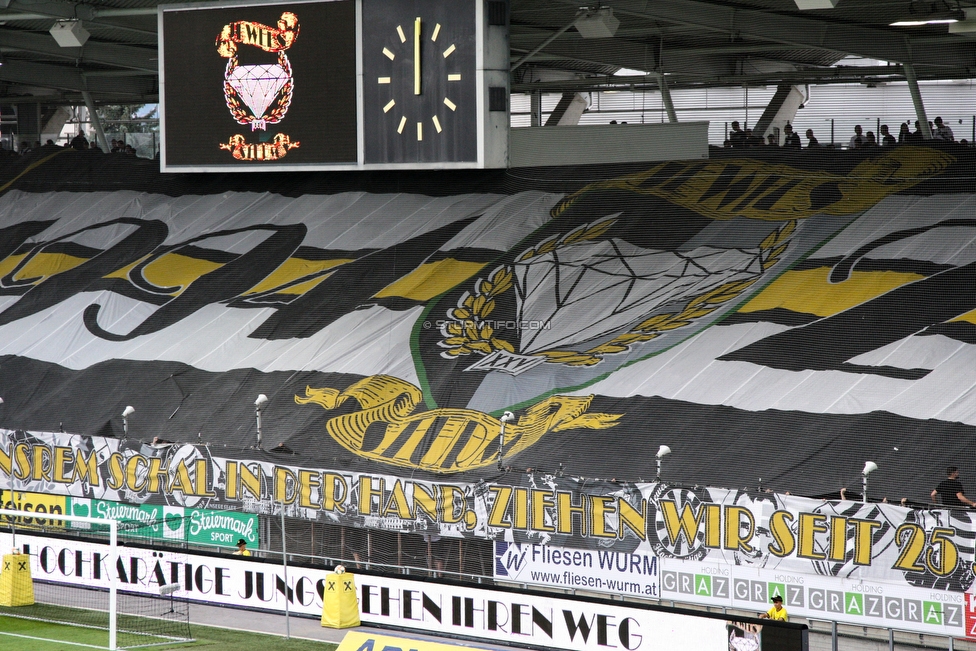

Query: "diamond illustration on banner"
<box><xmin>439</xmin><ymin>217</ymin><xmax>794</xmax><ymax>367</ymax></box>
<box><xmin>227</xmin><ymin>64</ymin><xmax>289</xmax><ymax>130</ymax></box>
<box><xmin>513</xmin><ymin>239</ymin><xmax>765</xmax><ymax>353</ymax></box>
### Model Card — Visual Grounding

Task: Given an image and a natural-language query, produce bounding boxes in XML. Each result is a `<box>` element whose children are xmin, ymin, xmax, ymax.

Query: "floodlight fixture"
<box><xmin>574</xmin><ymin>7</ymin><xmax>619</xmax><ymax>38</ymax></box>
<box><xmin>50</xmin><ymin>19</ymin><xmax>90</xmax><ymax>47</ymax></box>
<box><xmin>949</xmin><ymin>7</ymin><xmax>976</xmax><ymax>32</ymax></box>
<box><xmin>656</xmin><ymin>444</ymin><xmax>672</xmax><ymax>479</ymax></box>
<box><xmin>893</xmin><ymin>5</ymin><xmax>965</xmax><ymax>26</ymax></box>
<box><xmin>498</xmin><ymin>411</ymin><xmax>516</xmax><ymax>470</ymax></box>
<box><xmin>122</xmin><ymin>405</ymin><xmax>134</xmax><ymax>435</ymax></box>
<box><xmin>254</xmin><ymin>394</ymin><xmax>269</xmax><ymax>447</ymax></box>
<box><xmin>794</xmin><ymin>0</ymin><xmax>839</xmax><ymax>9</ymax></box>
<box><xmin>862</xmin><ymin>461</ymin><xmax>878</xmax><ymax>503</ymax></box>
<box><xmin>891</xmin><ymin>18</ymin><xmax>958</xmax><ymax>25</ymax></box>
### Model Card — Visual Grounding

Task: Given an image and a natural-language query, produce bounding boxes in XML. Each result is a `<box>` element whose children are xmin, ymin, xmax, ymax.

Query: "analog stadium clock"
<box><xmin>362</xmin><ymin>0</ymin><xmax>478</xmax><ymax>164</ymax></box>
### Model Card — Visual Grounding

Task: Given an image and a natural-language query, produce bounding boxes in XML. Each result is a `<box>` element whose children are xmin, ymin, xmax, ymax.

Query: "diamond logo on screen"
<box><xmin>215</xmin><ymin>12</ymin><xmax>301</xmax><ymax>161</ymax></box>
<box><xmin>227</xmin><ymin>64</ymin><xmax>289</xmax><ymax>122</ymax></box>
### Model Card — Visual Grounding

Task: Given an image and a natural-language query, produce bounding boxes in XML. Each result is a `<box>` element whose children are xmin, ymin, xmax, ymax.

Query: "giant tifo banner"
<box><xmin>3</xmin><ymin>532</ymin><xmax>806</xmax><ymax>651</ymax></box>
<box><xmin>2</xmin><ymin>144</ymin><xmax>976</xmax><ymax>629</ymax></box>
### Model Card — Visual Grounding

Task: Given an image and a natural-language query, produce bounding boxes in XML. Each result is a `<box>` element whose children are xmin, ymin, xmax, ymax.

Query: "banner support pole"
<box><xmin>831</xmin><ymin>620</ymin><xmax>837</xmax><ymax>651</ymax></box>
<box><xmin>888</xmin><ymin>629</ymin><xmax>893</xmax><ymax>651</ymax></box>
<box><xmin>280</xmin><ymin>502</ymin><xmax>290</xmax><ymax>640</ymax></box>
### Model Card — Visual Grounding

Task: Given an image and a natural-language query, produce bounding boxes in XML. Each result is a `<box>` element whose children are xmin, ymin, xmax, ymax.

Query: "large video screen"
<box><xmin>161</xmin><ymin>0</ymin><xmax>357</xmax><ymax>169</ymax></box>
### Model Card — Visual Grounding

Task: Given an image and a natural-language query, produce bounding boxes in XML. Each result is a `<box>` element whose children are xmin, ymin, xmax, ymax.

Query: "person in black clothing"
<box><xmin>805</xmin><ymin>129</ymin><xmax>820</xmax><ymax>148</ymax></box>
<box><xmin>907</xmin><ymin>121</ymin><xmax>925</xmax><ymax>143</ymax></box>
<box><xmin>729</xmin><ymin>121</ymin><xmax>747</xmax><ymax>148</ymax></box>
<box><xmin>898</xmin><ymin>123</ymin><xmax>911</xmax><ymax>143</ymax></box>
<box><xmin>70</xmin><ymin>133</ymin><xmax>89</xmax><ymax>150</ymax></box>
<box><xmin>931</xmin><ymin>466</ymin><xmax>976</xmax><ymax>508</ymax></box>
<box><xmin>880</xmin><ymin>124</ymin><xmax>896</xmax><ymax>146</ymax></box>
<box><xmin>783</xmin><ymin>123</ymin><xmax>801</xmax><ymax>149</ymax></box>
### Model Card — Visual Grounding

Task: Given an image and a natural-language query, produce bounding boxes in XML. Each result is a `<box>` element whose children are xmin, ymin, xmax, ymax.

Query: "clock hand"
<box><xmin>414</xmin><ymin>17</ymin><xmax>421</xmax><ymax>95</ymax></box>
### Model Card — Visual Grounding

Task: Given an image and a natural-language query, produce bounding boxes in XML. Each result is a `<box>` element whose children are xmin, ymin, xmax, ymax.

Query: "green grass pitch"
<box><xmin>0</xmin><ymin>614</ymin><xmax>340</xmax><ymax>650</ymax></box>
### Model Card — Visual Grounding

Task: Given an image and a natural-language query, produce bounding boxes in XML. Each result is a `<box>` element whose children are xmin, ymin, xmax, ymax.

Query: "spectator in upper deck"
<box><xmin>70</xmin><ymin>134</ymin><xmax>89</xmax><ymax>150</ymax></box>
<box><xmin>848</xmin><ymin>125</ymin><xmax>864</xmax><ymax>149</ymax></box>
<box><xmin>805</xmin><ymin>129</ymin><xmax>820</xmax><ymax>148</ymax></box>
<box><xmin>898</xmin><ymin>122</ymin><xmax>911</xmax><ymax>143</ymax></box>
<box><xmin>934</xmin><ymin>116</ymin><xmax>955</xmax><ymax>141</ymax></box>
<box><xmin>729</xmin><ymin>121</ymin><xmax>747</xmax><ymax>148</ymax></box>
<box><xmin>931</xmin><ymin>466</ymin><xmax>976</xmax><ymax>508</ymax></box>
<box><xmin>880</xmin><ymin>124</ymin><xmax>897</xmax><ymax>146</ymax></box>
<box><xmin>783</xmin><ymin>123</ymin><xmax>801</xmax><ymax>149</ymax></box>
<box><xmin>904</xmin><ymin>121</ymin><xmax>924</xmax><ymax>143</ymax></box>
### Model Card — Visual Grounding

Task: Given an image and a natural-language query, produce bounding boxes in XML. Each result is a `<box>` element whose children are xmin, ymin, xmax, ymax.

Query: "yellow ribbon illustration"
<box><xmin>296</xmin><ymin>375</ymin><xmax>621</xmax><ymax>473</ymax></box>
<box><xmin>216</xmin><ymin>13</ymin><xmax>300</xmax><ymax>58</ymax></box>
<box><xmin>219</xmin><ymin>134</ymin><xmax>300</xmax><ymax>161</ymax></box>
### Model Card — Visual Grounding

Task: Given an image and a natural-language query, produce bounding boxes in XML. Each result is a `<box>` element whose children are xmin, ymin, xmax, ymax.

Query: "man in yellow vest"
<box><xmin>760</xmin><ymin>595</ymin><xmax>788</xmax><ymax>621</ymax></box>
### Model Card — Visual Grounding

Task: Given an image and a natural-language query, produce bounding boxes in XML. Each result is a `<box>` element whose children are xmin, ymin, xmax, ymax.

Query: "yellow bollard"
<box><xmin>0</xmin><ymin>552</ymin><xmax>33</xmax><ymax>606</ymax></box>
<box><xmin>321</xmin><ymin>565</ymin><xmax>360</xmax><ymax>628</ymax></box>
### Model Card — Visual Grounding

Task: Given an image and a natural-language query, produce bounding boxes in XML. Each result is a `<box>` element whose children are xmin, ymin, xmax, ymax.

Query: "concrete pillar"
<box><xmin>753</xmin><ymin>84</ymin><xmax>806</xmax><ymax>141</ymax></box>
<box><xmin>545</xmin><ymin>92</ymin><xmax>589</xmax><ymax>126</ymax></box>
<box><xmin>530</xmin><ymin>90</ymin><xmax>542</xmax><ymax>127</ymax></box>
<box><xmin>41</xmin><ymin>106</ymin><xmax>72</xmax><ymax>143</ymax></box>
<box><xmin>903</xmin><ymin>63</ymin><xmax>932</xmax><ymax>139</ymax></box>
<box><xmin>658</xmin><ymin>73</ymin><xmax>677</xmax><ymax>123</ymax></box>
<box><xmin>81</xmin><ymin>92</ymin><xmax>109</xmax><ymax>153</ymax></box>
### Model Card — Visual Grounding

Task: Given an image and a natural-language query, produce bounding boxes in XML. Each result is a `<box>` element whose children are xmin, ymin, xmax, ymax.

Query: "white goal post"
<box><xmin>0</xmin><ymin>508</ymin><xmax>119</xmax><ymax>650</ymax></box>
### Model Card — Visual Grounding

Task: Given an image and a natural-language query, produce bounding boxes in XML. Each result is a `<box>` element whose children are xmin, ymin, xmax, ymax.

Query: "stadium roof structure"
<box><xmin>0</xmin><ymin>0</ymin><xmax>973</xmax><ymax>103</ymax></box>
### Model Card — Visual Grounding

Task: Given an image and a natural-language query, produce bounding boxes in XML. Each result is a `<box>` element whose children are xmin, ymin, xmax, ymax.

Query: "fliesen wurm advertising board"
<box><xmin>494</xmin><ymin>541</ymin><xmax>660</xmax><ymax>598</ymax></box>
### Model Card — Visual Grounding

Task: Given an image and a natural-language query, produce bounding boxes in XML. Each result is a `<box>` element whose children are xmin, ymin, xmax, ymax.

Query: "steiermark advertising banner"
<box><xmin>64</xmin><ymin>497</ymin><xmax>258</xmax><ymax>549</ymax></box>
<box><xmin>185</xmin><ymin>508</ymin><xmax>259</xmax><ymax>547</ymax></box>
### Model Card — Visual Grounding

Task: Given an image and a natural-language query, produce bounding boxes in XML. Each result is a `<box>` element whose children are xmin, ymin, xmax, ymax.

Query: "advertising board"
<box><xmin>5</xmin><ymin>532</ymin><xmax>804</xmax><ymax>651</ymax></box>
<box><xmin>494</xmin><ymin>541</ymin><xmax>660</xmax><ymax>598</ymax></box>
<box><xmin>0</xmin><ymin>492</ymin><xmax>261</xmax><ymax>549</ymax></box>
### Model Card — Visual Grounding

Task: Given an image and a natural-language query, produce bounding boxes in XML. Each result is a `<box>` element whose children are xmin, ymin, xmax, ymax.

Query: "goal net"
<box><xmin>0</xmin><ymin>508</ymin><xmax>193</xmax><ymax>650</ymax></box>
